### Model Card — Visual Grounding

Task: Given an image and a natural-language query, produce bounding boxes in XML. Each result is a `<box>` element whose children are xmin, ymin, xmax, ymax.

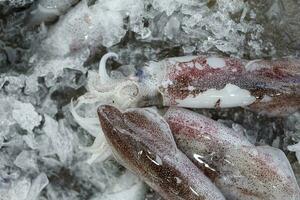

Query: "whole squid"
<box><xmin>164</xmin><ymin>107</ymin><xmax>300</xmax><ymax>200</ymax></box>
<box><xmin>90</xmin><ymin>54</ymin><xmax>300</xmax><ymax>116</ymax></box>
<box><xmin>97</xmin><ymin>105</ymin><xmax>225</xmax><ymax>200</ymax></box>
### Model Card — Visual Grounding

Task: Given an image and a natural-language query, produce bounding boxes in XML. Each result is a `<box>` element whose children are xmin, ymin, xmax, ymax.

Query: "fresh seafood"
<box><xmin>164</xmin><ymin>107</ymin><xmax>300</xmax><ymax>200</ymax></box>
<box><xmin>97</xmin><ymin>105</ymin><xmax>226</xmax><ymax>200</ymax></box>
<box><xmin>84</xmin><ymin>53</ymin><xmax>300</xmax><ymax>116</ymax></box>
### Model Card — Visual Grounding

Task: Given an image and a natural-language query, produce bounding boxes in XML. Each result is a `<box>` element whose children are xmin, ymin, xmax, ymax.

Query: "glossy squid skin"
<box><xmin>141</xmin><ymin>56</ymin><xmax>300</xmax><ymax>116</ymax></box>
<box><xmin>97</xmin><ymin>105</ymin><xmax>225</xmax><ymax>200</ymax></box>
<box><xmin>164</xmin><ymin>107</ymin><xmax>300</xmax><ymax>200</ymax></box>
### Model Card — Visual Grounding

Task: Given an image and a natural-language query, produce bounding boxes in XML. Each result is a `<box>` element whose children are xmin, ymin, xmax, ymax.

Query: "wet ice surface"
<box><xmin>0</xmin><ymin>0</ymin><xmax>300</xmax><ymax>199</ymax></box>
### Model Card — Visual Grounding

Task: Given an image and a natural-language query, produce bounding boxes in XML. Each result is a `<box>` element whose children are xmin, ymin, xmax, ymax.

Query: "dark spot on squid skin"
<box><xmin>214</xmin><ymin>99</ymin><xmax>221</xmax><ymax>109</ymax></box>
<box><xmin>236</xmin><ymin>187</ymin><xmax>263</xmax><ymax>198</ymax></box>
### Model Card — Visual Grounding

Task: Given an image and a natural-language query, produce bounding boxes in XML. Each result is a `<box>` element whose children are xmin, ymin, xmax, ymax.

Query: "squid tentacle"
<box><xmin>70</xmin><ymin>99</ymin><xmax>113</xmax><ymax>163</ymax></box>
<box><xmin>98</xmin><ymin>52</ymin><xmax>119</xmax><ymax>85</ymax></box>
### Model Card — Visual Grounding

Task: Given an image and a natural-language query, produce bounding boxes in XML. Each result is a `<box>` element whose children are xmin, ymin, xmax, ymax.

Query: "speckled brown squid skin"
<box><xmin>97</xmin><ymin>105</ymin><xmax>225</xmax><ymax>200</ymax></box>
<box><xmin>152</xmin><ymin>56</ymin><xmax>300</xmax><ymax>116</ymax></box>
<box><xmin>164</xmin><ymin>107</ymin><xmax>300</xmax><ymax>200</ymax></box>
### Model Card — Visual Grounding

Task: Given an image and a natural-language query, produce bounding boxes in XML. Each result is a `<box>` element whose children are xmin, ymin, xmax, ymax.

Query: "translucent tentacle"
<box><xmin>85</xmin><ymin>134</ymin><xmax>112</xmax><ymax>164</ymax></box>
<box><xmin>99</xmin><ymin>52</ymin><xmax>119</xmax><ymax>84</ymax></box>
<box><xmin>70</xmin><ymin>99</ymin><xmax>100</xmax><ymax>137</ymax></box>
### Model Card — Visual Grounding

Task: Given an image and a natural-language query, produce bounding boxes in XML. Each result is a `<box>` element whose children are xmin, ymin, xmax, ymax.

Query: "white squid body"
<box><xmin>71</xmin><ymin>53</ymin><xmax>300</xmax><ymax>162</ymax></box>
<box><xmin>164</xmin><ymin>107</ymin><xmax>300</xmax><ymax>200</ymax></box>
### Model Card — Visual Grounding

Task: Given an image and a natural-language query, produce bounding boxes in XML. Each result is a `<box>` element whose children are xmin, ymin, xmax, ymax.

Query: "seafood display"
<box><xmin>2</xmin><ymin>0</ymin><xmax>300</xmax><ymax>199</ymax></box>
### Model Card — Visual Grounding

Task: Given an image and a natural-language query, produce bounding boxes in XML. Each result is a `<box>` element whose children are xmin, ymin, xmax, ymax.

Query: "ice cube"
<box><xmin>14</xmin><ymin>150</ymin><xmax>39</xmax><ymax>172</ymax></box>
<box><xmin>26</xmin><ymin>173</ymin><xmax>49</xmax><ymax>200</ymax></box>
<box><xmin>90</xmin><ymin>171</ymin><xmax>146</xmax><ymax>200</ymax></box>
<box><xmin>151</xmin><ymin>0</ymin><xmax>181</xmax><ymax>16</ymax></box>
<box><xmin>12</xmin><ymin>101</ymin><xmax>42</xmax><ymax>133</ymax></box>
<box><xmin>8</xmin><ymin>178</ymin><xmax>31</xmax><ymax>200</ymax></box>
<box><xmin>43</xmin><ymin>115</ymin><xmax>75</xmax><ymax>164</ymax></box>
<box><xmin>164</xmin><ymin>16</ymin><xmax>180</xmax><ymax>40</ymax></box>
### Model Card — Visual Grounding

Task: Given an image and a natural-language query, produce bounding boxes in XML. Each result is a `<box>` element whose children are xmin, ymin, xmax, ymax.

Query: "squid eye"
<box><xmin>113</xmin><ymin>82</ymin><xmax>140</xmax><ymax>108</ymax></box>
<box><xmin>119</xmin><ymin>84</ymin><xmax>139</xmax><ymax>98</ymax></box>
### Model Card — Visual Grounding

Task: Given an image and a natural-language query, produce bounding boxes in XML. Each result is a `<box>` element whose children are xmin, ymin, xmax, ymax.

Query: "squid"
<box><xmin>81</xmin><ymin>53</ymin><xmax>300</xmax><ymax>116</ymax></box>
<box><xmin>97</xmin><ymin>105</ymin><xmax>226</xmax><ymax>200</ymax></box>
<box><xmin>164</xmin><ymin>107</ymin><xmax>300</xmax><ymax>200</ymax></box>
<box><xmin>97</xmin><ymin>105</ymin><xmax>300</xmax><ymax>200</ymax></box>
